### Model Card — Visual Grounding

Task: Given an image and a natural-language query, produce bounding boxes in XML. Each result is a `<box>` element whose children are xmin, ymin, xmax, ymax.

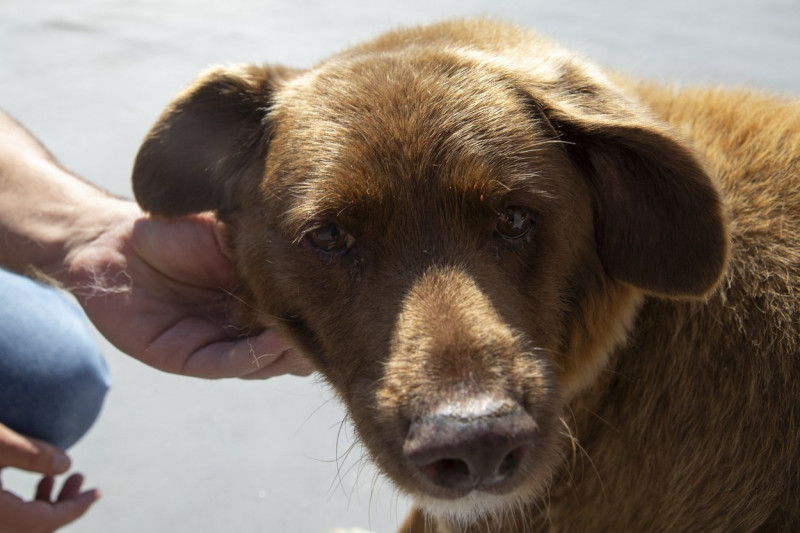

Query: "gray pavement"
<box><xmin>1</xmin><ymin>1</ymin><xmax>798</xmax><ymax>532</ymax></box>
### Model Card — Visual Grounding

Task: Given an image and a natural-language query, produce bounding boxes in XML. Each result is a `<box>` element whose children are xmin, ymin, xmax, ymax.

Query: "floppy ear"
<box><xmin>132</xmin><ymin>64</ymin><xmax>294</xmax><ymax>216</ymax></box>
<box><xmin>536</xmin><ymin>96</ymin><xmax>729</xmax><ymax>298</ymax></box>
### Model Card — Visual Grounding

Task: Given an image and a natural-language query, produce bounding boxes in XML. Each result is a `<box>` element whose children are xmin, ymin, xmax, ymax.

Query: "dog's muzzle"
<box><xmin>402</xmin><ymin>395</ymin><xmax>538</xmax><ymax>493</ymax></box>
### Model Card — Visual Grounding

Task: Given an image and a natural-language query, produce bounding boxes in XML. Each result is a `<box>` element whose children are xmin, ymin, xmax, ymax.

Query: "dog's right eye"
<box><xmin>305</xmin><ymin>223</ymin><xmax>356</xmax><ymax>254</ymax></box>
<box><xmin>496</xmin><ymin>206</ymin><xmax>536</xmax><ymax>241</ymax></box>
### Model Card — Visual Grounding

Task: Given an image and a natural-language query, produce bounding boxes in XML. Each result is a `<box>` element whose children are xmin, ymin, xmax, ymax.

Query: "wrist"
<box><xmin>0</xmin><ymin>111</ymin><xmax>142</xmax><ymax>286</ymax></box>
<box><xmin>0</xmin><ymin>156</ymin><xmax>139</xmax><ymax>283</ymax></box>
<box><xmin>55</xmin><ymin>184</ymin><xmax>141</xmax><ymax>287</ymax></box>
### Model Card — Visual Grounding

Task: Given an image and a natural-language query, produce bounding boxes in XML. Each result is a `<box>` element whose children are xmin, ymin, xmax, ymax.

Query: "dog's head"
<box><xmin>133</xmin><ymin>19</ymin><xmax>728</xmax><ymax>526</ymax></box>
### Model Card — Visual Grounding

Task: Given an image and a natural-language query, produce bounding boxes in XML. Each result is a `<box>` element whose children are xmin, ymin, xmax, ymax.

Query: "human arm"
<box><xmin>0</xmin><ymin>110</ymin><xmax>311</xmax><ymax>379</ymax></box>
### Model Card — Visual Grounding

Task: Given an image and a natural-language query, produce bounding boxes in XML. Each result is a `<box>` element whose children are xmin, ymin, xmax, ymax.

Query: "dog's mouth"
<box><xmin>271</xmin><ymin>263</ymin><xmax>564</xmax><ymax>525</ymax></box>
<box><xmin>363</xmin><ymin>388</ymin><xmax>561</xmax><ymax>526</ymax></box>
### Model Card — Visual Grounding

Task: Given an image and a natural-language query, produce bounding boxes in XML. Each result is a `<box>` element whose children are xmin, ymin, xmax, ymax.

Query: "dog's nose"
<box><xmin>402</xmin><ymin>399</ymin><xmax>538</xmax><ymax>492</ymax></box>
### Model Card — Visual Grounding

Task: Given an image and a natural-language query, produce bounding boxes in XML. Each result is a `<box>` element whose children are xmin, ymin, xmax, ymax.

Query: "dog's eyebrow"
<box><xmin>269</xmin><ymin>64</ymin><xmax>572</xmax><ymax>235</ymax></box>
<box><xmin>276</xmin><ymin>159</ymin><xmax>560</xmax><ymax>239</ymax></box>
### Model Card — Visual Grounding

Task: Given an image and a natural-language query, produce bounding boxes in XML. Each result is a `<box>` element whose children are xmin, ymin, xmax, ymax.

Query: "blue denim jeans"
<box><xmin>0</xmin><ymin>268</ymin><xmax>110</xmax><ymax>450</ymax></box>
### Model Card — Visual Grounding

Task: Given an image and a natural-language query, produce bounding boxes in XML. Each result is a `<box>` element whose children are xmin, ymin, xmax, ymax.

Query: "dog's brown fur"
<box><xmin>132</xmin><ymin>19</ymin><xmax>800</xmax><ymax>532</ymax></box>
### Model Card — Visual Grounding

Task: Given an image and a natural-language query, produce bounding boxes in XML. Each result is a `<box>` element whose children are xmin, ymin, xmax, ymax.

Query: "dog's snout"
<box><xmin>402</xmin><ymin>398</ymin><xmax>538</xmax><ymax>492</ymax></box>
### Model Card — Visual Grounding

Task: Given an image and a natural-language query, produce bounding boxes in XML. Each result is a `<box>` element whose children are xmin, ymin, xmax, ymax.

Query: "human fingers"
<box><xmin>142</xmin><ymin>320</ymin><xmax>307</xmax><ymax>378</ymax></box>
<box><xmin>231</xmin><ymin>330</ymin><xmax>314</xmax><ymax>379</ymax></box>
<box><xmin>130</xmin><ymin>213</ymin><xmax>236</xmax><ymax>289</ymax></box>
<box><xmin>56</xmin><ymin>473</ymin><xmax>87</xmax><ymax>502</ymax></box>
<box><xmin>239</xmin><ymin>347</ymin><xmax>315</xmax><ymax>380</ymax></box>
<box><xmin>186</xmin><ymin>330</ymin><xmax>307</xmax><ymax>379</ymax></box>
<box><xmin>0</xmin><ymin>424</ymin><xmax>70</xmax><ymax>475</ymax></box>
<box><xmin>34</xmin><ymin>475</ymin><xmax>55</xmax><ymax>502</ymax></box>
<box><xmin>0</xmin><ymin>477</ymin><xmax>99</xmax><ymax>533</ymax></box>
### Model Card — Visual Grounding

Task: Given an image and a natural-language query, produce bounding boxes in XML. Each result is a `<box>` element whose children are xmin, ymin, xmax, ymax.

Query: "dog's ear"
<box><xmin>133</xmin><ymin>64</ymin><xmax>294</xmax><ymax>216</ymax></box>
<box><xmin>534</xmin><ymin>94</ymin><xmax>729</xmax><ymax>298</ymax></box>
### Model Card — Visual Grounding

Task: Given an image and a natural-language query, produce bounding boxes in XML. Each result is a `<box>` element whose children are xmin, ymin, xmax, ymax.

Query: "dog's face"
<box><xmin>133</xmin><ymin>20</ymin><xmax>728</xmax><ymax>526</ymax></box>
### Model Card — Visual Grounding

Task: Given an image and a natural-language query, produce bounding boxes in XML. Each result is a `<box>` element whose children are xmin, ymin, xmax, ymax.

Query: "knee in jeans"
<box><xmin>0</xmin><ymin>269</ymin><xmax>111</xmax><ymax>449</ymax></box>
<box><xmin>1</xmin><ymin>324</ymin><xmax>111</xmax><ymax>450</ymax></box>
<box><xmin>45</xmin><ymin>347</ymin><xmax>111</xmax><ymax>449</ymax></box>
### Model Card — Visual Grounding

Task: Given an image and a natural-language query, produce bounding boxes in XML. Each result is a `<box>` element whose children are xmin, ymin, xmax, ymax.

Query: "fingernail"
<box><xmin>51</xmin><ymin>452</ymin><xmax>71</xmax><ymax>472</ymax></box>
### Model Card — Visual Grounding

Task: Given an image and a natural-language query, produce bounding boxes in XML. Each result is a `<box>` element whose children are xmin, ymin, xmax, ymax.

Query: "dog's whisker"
<box><xmin>366</xmin><ymin>466</ymin><xmax>386</xmax><ymax>533</ymax></box>
<box><xmin>345</xmin><ymin>442</ymin><xmax>371</xmax><ymax>500</ymax></box>
<box><xmin>557</xmin><ymin>415</ymin><xmax>606</xmax><ymax>503</ymax></box>
<box><xmin>528</xmin><ymin>488</ymin><xmax>553</xmax><ymax>532</ymax></box>
<box><xmin>292</xmin><ymin>396</ymin><xmax>338</xmax><ymax>440</ymax></box>
<box><xmin>582</xmin><ymin>406</ymin><xmax>618</xmax><ymax>433</ymax></box>
<box><xmin>326</xmin><ymin>416</ymin><xmax>361</xmax><ymax>503</ymax></box>
<box><xmin>218</xmin><ymin>287</ymin><xmax>255</xmax><ymax>309</ymax></box>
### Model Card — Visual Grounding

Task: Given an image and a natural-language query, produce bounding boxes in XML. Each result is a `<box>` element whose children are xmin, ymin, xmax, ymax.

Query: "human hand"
<box><xmin>63</xmin><ymin>201</ymin><xmax>314</xmax><ymax>379</ymax></box>
<box><xmin>0</xmin><ymin>423</ymin><xmax>99</xmax><ymax>533</ymax></box>
<box><xmin>1</xmin><ymin>110</ymin><xmax>308</xmax><ymax>379</ymax></box>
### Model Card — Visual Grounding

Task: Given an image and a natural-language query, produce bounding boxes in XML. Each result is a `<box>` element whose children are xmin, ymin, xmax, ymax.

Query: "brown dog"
<box><xmin>132</xmin><ymin>18</ymin><xmax>800</xmax><ymax>532</ymax></box>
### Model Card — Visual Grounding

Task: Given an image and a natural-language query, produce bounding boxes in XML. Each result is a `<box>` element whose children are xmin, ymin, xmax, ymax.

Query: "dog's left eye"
<box><xmin>305</xmin><ymin>222</ymin><xmax>356</xmax><ymax>254</ymax></box>
<box><xmin>496</xmin><ymin>207</ymin><xmax>535</xmax><ymax>240</ymax></box>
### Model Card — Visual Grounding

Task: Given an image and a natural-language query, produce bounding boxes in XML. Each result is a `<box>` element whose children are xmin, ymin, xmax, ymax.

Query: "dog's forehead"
<box><xmin>266</xmin><ymin>51</ymin><xmax>570</xmax><ymax>230</ymax></box>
